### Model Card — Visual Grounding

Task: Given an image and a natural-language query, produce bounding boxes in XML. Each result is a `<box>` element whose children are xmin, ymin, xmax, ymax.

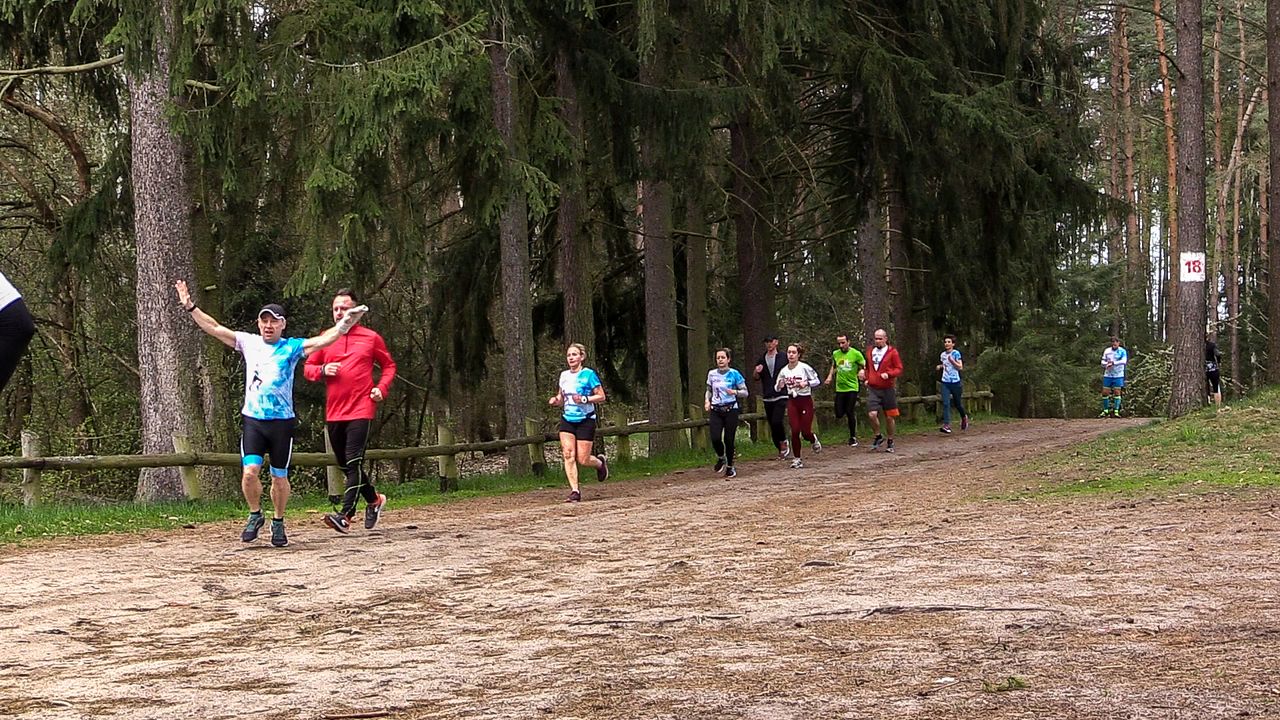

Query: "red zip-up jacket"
<box><xmin>865</xmin><ymin>345</ymin><xmax>903</xmax><ymax>389</ymax></box>
<box><xmin>303</xmin><ymin>325</ymin><xmax>397</xmax><ymax>421</ymax></box>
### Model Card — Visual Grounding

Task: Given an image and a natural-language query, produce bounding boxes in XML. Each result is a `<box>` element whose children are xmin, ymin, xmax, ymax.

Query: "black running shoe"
<box><xmin>595</xmin><ymin>454</ymin><xmax>609</xmax><ymax>482</ymax></box>
<box><xmin>364</xmin><ymin>493</ymin><xmax>386</xmax><ymax>530</ymax></box>
<box><xmin>847</xmin><ymin>437</ymin><xmax>858</xmax><ymax>447</ymax></box>
<box><xmin>270</xmin><ymin>518</ymin><xmax>288</xmax><ymax>547</ymax></box>
<box><xmin>886</xmin><ymin>439</ymin><xmax>895</xmax><ymax>454</ymax></box>
<box><xmin>323</xmin><ymin>512</ymin><xmax>351</xmax><ymax>534</ymax></box>
<box><xmin>241</xmin><ymin>512</ymin><xmax>265</xmax><ymax>543</ymax></box>
<box><xmin>724</xmin><ymin>466</ymin><xmax>737</xmax><ymax>478</ymax></box>
<box><xmin>714</xmin><ymin>456</ymin><xmax>726</xmax><ymax>474</ymax></box>
<box><xmin>871</xmin><ymin>434</ymin><xmax>883</xmax><ymax>451</ymax></box>
<box><xmin>565</xmin><ymin>490</ymin><xmax>581</xmax><ymax>503</ymax></box>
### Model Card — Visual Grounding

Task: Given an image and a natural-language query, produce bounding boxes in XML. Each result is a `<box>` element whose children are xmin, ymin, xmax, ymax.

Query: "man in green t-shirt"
<box><xmin>824</xmin><ymin>333</ymin><xmax>867</xmax><ymax>446</ymax></box>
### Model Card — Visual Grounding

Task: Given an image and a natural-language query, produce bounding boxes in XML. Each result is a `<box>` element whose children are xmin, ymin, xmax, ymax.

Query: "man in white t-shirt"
<box><xmin>0</xmin><ymin>271</ymin><xmax>36</xmax><ymax>393</ymax></box>
<box><xmin>175</xmin><ymin>279</ymin><xmax>366</xmax><ymax>548</ymax></box>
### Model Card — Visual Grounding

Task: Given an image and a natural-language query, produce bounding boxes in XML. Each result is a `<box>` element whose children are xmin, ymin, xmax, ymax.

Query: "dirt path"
<box><xmin>3</xmin><ymin>419</ymin><xmax>1279</xmax><ymax>720</ymax></box>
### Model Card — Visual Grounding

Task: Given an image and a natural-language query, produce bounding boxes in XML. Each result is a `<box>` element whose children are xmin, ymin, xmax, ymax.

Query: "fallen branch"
<box><xmin>795</xmin><ymin>604</ymin><xmax>1062</xmax><ymax>621</ymax></box>
<box><xmin>570</xmin><ymin>613</ymin><xmax>743</xmax><ymax>627</ymax></box>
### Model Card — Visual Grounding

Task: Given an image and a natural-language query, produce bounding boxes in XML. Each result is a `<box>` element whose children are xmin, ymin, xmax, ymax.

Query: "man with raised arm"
<box><xmin>306</xmin><ymin>288</ymin><xmax>397</xmax><ymax>534</ymax></box>
<box><xmin>174</xmin><ymin>280</ymin><xmax>366</xmax><ymax>548</ymax></box>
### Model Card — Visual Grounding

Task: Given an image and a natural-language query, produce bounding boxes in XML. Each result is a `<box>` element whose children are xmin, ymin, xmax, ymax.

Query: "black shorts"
<box><xmin>1206</xmin><ymin>371</ymin><xmax>1221</xmax><ymax>394</ymax></box>
<box><xmin>558</xmin><ymin>416</ymin><xmax>597</xmax><ymax>442</ymax></box>
<box><xmin>834</xmin><ymin>390</ymin><xmax>859</xmax><ymax>418</ymax></box>
<box><xmin>241</xmin><ymin>416</ymin><xmax>297</xmax><ymax>476</ymax></box>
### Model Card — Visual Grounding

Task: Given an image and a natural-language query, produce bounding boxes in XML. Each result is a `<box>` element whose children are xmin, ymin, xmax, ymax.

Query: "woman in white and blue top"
<box><xmin>704</xmin><ymin>348</ymin><xmax>749</xmax><ymax>478</ymax></box>
<box><xmin>549</xmin><ymin>343</ymin><xmax>609</xmax><ymax>503</ymax></box>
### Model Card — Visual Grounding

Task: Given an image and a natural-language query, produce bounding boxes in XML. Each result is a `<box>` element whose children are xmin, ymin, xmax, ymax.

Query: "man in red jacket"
<box><xmin>306</xmin><ymin>289</ymin><xmax>397</xmax><ymax>533</ymax></box>
<box><xmin>864</xmin><ymin>328</ymin><xmax>902</xmax><ymax>453</ymax></box>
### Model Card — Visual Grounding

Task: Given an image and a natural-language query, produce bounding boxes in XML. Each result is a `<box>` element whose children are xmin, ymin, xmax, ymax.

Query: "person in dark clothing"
<box><xmin>753</xmin><ymin>334</ymin><xmax>790</xmax><ymax>459</ymax></box>
<box><xmin>0</xmin><ymin>271</ymin><xmax>36</xmax><ymax>394</ymax></box>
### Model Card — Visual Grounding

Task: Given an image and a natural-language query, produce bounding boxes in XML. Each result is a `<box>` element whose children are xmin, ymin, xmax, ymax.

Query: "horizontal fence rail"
<box><xmin>0</xmin><ymin>391</ymin><xmax>993</xmax><ymax>471</ymax></box>
<box><xmin>0</xmin><ymin>390</ymin><xmax>992</xmax><ymax>503</ymax></box>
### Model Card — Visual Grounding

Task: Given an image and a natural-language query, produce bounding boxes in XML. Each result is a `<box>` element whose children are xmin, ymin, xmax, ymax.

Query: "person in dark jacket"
<box><xmin>753</xmin><ymin>334</ymin><xmax>791</xmax><ymax>459</ymax></box>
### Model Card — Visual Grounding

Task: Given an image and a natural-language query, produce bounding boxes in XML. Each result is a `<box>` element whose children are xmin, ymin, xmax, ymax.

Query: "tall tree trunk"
<box><xmin>885</xmin><ymin>166</ymin><xmax>918</xmax><ymax>385</ymax></box>
<box><xmin>1229</xmin><ymin>0</ymin><xmax>1247</xmax><ymax>394</ymax></box>
<box><xmin>1106</xmin><ymin>7</ymin><xmax>1124</xmax><ymax>333</ymax></box>
<box><xmin>857</xmin><ymin>190</ymin><xmax>888</xmax><ymax>348</ymax></box>
<box><xmin>1209</xmin><ymin>3</ymin><xmax>1225</xmax><ymax>335</ymax></box>
<box><xmin>730</xmin><ymin>115</ymin><xmax>774</xmax><ymax>375</ymax></box>
<box><xmin>130</xmin><ymin>0</ymin><xmax>204</xmax><ymax>500</ymax></box>
<box><xmin>1170</xmin><ymin>0</ymin><xmax>1208</xmax><ymax>417</ymax></box>
<box><xmin>555</xmin><ymin>47</ymin><xmax>593</xmax><ymax>357</ymax></box>
<box><xmin>1155</xmin><ymin>0</ymin><xmax>1179</xmax><ymax>340</ymax></box>
<box><xmin>1119</xmin><ymin>6</ymin><xmax>1141</xmax><ymax>322</ymax></box>
<box><xmin>1270</xmin><ymin>0</ymin><xmax>1280</xmax><ymax>380</ymax></box>
<box><xmin>638</xmin><ymin>51</ymin><xmax>683</xmax><ymax>453</ymax></box>
<box><xmin>683</xmin><ymin>200</ymin><xmax>709</xmax><ymax>437</ymax></box>
<box><xmin>488</xmin><ymin>24</ymin><xmax>535</xmax><ymax>475</ymax></box>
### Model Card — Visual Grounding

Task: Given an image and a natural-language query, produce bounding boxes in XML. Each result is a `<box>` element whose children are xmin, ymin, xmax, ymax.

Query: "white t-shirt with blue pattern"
<box><xmin>235</xmin><ymin>332</ymin><xmax>306</xmax><ymax>420</ymax></box>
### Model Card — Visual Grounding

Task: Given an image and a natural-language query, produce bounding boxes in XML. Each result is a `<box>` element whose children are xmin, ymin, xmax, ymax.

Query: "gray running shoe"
<box><xmin>270</xmin><ymin>518</ymin><xmax>288</xmax><ymax>548</ymax></box>
<box><xmin>870</xmin><ymin>434</ymin><xmax>883</xmax><ymax>451</ymax></box>
<box><xmin>364</xmin><ymin>493</ymin><xmax>386</xmax><ymax>530</ymax></box>
<box><xmin>789</xmin><ymin>457</ymin><xmax>804</xmax><ymax>469</ymax></box>
<box><xmin>812</xmin><ymin>438</ymin><xmax>822</xmax><ymax>453</ymax></box>
<box><xmin>241</xmin><ymin>513</ymin><xmax>265</xmax><ymax>543</ymax></box>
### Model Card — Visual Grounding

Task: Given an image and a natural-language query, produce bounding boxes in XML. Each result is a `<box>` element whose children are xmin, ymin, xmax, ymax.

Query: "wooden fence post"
<box><xmin>437</xmin><ymin>423</ymin><xmax>458</xmax><ymax>492</ymax></box>
<box><xmin>525</xmin><ymin>418</ymin><xmax>546</xmax><ymax>476</ymax></box>
<box><xmin>171</xmin><ymin>434</ymin><xmax>201</xmax><ymax>499</ymax></box>
<box><xmin>689</xmin><ymin>403</ymin><xmax>708</xmax><ymax>450</ymax></box>
<box><xmin>755</xmin><ymin>396</ymin><xmax>768</xmax><ymax>442</ymax></box>
<box><xmin>321</xmin><ymin>430</ymin><xmax>344</xmax><ymax>503</ymax></box>
<box><xmin>20</xmin><ymin>430</ymin><xmax>40</xmax><ymax>507</ymax></box>
<box><xmin>615</xmin><ymin>416</ymin><xmax>632</xmax><ymax>464</ymax></box>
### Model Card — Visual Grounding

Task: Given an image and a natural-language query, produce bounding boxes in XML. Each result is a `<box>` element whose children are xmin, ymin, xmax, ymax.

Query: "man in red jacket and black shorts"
<box><xmin>306</xmin><ymin>288</ymin><xmax>397</xmax><ymax>533</ymax></box>
<box><xmin>865</xmin><ymin>328</ymin><xmax>902</xmax><ymax>453</ymax></box>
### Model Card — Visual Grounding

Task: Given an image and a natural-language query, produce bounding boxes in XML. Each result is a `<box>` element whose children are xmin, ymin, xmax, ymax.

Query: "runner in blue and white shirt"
<box><xmin>1100</xmin><ymin>336</ymin><xmax>1128</xmax><ymax>417</ymax></box>
<box><xmin>936</xmin><ymin>334</ymin><xmax>969</xmax><ymax>433</ymax></box>
<box><xmin>549</xmin><ymin>343</ymin><xmax>608</xmax><ymax>503</ymax></box>
<box><xmin>704</xmin><ymin>348</ymin><xmax>749</xmax><ymax>478</ymax></box>
<box><xmin>175</xmin><ymin>279</ymin><xmax>367</xmax><ymax>547</ymax></box>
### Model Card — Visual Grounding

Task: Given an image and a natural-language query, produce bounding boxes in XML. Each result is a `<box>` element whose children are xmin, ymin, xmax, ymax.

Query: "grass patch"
<box><xmin>0</xmin><ymin>411</ymin><xmax>1001</xmax><ymax>545</ymax></box>
<box><xmin>1013</xmin><ymin>390</ymin><xmax>1280</xmax><ymax>499</ymax></box>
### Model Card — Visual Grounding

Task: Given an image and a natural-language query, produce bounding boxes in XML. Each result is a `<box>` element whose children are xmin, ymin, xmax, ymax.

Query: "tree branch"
<box><xmin>0</xmin><ymin>154</ymin><xmax>56</xmax><ymax>227</ymax></box>
<box><xmin>1</xmin><ymin>86</ymin><xmax>92</xmax><ymax>198</ymax></box>
<box><xmin>0</xmin><ymin>53</ymin><xmax>125</xmax><ymax>77</ymax></box>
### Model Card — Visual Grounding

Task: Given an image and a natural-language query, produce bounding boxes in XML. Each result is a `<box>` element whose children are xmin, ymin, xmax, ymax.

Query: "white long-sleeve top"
<box><xmin>775</xmin><ymin>362</ymin><xmax>820</xmax><ymax>398</ymax></box>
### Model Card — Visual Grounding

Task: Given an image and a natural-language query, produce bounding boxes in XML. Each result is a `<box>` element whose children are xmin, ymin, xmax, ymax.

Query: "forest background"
<box><xmin>0</xmin><ymin>0</ymin><xmax>1273</xmax><ymax>501</ymax></box>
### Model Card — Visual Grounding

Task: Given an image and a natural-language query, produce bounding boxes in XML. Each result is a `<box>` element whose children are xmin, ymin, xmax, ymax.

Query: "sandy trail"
<box><xmin>2</xmin><ymin>418</ymin><xmax>1278</xmax><ymax>719</ymax></box>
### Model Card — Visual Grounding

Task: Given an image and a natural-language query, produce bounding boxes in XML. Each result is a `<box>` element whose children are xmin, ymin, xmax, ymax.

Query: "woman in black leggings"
<box><xmin>704</xmin><ymin>348</ymin><xmax>749</xmax><ymax>478</ymax></box>
<box><xmin>0</xmin><ymin>272</ymin><xmax>35</xmax><ymax>393</ymax></box>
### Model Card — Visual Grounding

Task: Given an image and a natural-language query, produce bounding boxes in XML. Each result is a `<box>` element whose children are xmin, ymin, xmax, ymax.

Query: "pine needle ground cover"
<box><xmin>1013</xmin><ymin>391</ymin><xmax>1280</xmax><ymax>498</ymax></box>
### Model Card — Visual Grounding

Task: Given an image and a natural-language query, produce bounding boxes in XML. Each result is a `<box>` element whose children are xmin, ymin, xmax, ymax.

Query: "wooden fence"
<box><xmin>0</xmin><ymin>390</ymin><xmax>992</xmax><ymax>505</ymax></box>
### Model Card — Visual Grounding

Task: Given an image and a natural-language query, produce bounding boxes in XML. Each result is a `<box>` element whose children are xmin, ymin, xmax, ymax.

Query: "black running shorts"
<box><xmin>241</xmin><ymin>416</ymin><xmax>297</xmax><ymax>476</ymax></box>
<box><xmin>558</xmin><ymin>417</ymin><xmax>597</xmax><ymax>441</ymax></box>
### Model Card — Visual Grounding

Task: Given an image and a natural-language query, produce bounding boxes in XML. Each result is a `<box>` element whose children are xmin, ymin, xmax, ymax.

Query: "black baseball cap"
<box><xmin>258</xmin><ymin>303</ymin><xmax>286</xmax><ymax>320</ymax></box>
